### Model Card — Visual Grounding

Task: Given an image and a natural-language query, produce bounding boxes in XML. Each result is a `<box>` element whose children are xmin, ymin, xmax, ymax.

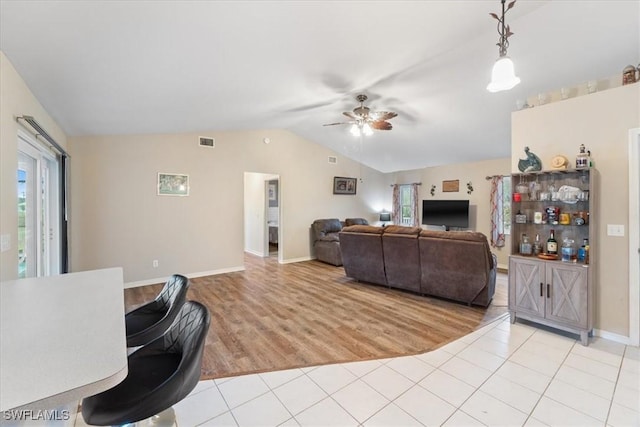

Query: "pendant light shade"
<box><xmin>487</xmin><ymin>56</ymin><xmax>521</xmax><ymax>92</ymax></box>
<box><xmin>487</xmin><ymin>0</ymin><xmax>520</xmax><ymax>92</ymax></box>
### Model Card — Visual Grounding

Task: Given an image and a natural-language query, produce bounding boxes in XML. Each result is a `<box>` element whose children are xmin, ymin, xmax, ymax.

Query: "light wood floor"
<box><xmin>124</xmin><ymin>254</ymin><xmax>508</xmax><ymax>380</ymax></box>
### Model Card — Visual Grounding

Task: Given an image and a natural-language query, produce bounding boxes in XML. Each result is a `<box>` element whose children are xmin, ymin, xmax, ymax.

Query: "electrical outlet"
<box><xmin>607</xmin><ymin>224</ymin><xmax>625</xmax><ymax>237</ymax></box>
<box><xmin>152</xmin><ymin>259</ymin><xmax>159</xmax><ymax>268</ymax></box>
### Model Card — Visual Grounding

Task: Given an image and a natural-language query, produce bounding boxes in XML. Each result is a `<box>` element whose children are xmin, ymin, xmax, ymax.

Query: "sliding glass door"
<box><xmin>17</xmin><ymin>134</ymin><xmax>60</xmax><ymax>278</ymax></box>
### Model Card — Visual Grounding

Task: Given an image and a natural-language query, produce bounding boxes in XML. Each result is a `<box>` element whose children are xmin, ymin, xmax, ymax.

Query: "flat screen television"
<box><xmin>422</xmin><ymin>200</ymin><xmax>469</xmax><ymax>230</ymax></box>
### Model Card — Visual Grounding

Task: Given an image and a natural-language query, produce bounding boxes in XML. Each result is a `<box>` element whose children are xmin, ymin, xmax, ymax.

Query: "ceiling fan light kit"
<box><xmin>324</xmin><ymin>94</ymin><xmax>397</xmax><ymax>136</ymax></box>
<box><xmin>487</xmin><ymin>0</ymin><xmax>521</xmax><ymax>93</ymax></box>
<box><xmin>351</xmin><ymin>122</ymin><xmax>373</xmax><ymax>137</ymax></box>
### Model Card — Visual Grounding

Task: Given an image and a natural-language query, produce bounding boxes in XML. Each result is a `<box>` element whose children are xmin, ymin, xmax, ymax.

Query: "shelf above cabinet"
<box><xmin>511</xmin><ymin>168</ymin><xmax>592</xmax><ymax>177</ymax></box>
<box><xmin>514</xmin><ymin>223</ymin><xmax>589</xmax><ymax>227</ymax></box>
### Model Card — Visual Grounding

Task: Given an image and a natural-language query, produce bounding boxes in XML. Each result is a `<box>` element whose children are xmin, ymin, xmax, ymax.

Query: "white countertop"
<box><xmin>0</xmin><ymin>268</ymin><xmax>128</xmax><ymax>411</ymax></box>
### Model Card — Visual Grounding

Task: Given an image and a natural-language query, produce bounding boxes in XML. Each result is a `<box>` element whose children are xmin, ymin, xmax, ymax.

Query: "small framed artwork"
<box><xmin>442</xmin><ymin>179</ymin><xmax>460</xmax><ymax>193</ymax></box>
<box><xmin>333</xmin><ymin>176</ymin><xmax>357</xmax><ymax>195</ymax></box>
<box><xmin>268</xmin><ymin>184</ymin><xmax>277</xmax><ymax>201</ymax></box>
<box><xmin>158</xmin><ymin>173</ymin><xmax>189</xmax><ymax>196</ymax></box>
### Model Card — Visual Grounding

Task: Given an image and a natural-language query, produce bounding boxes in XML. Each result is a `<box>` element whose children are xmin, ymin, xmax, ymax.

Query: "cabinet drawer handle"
<box><xmin>547</xmin><ymin>284</ymin><xmax>550</xmax><ymax>298</ymax></box>
<box><xmin>540</xmin><ymin>283</ymin><xmax>543</xmax><ymax>297</ymax></box>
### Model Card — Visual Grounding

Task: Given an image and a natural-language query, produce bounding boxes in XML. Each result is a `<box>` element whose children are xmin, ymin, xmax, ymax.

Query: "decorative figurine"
<box><xmin>551</xmin><ymin>155</ymin><xmax>569</xmax><ymax>169</ymax></box>
<box><xmin>576</xmin><ymin>144</ymin><xmax>589</xmax><ymax>169</ymax></box>
<box><xmin>430</xmin><ymin>185</ymin><xmax>436</xmax><ymax>196</ymax></box>
<box><xmin>623</xmin><ymin>65</ymin><xmax>638</xmax><ymax>85</ymax></box>
<box><xmin>517</xmin><ymin>146</ymin><xmax>542</xmax><ymax>172</ymax></box>
<box><xmin>466</xmin><ymin>182</ymin><xmax>474</xmax><ymax>195</ymax></box>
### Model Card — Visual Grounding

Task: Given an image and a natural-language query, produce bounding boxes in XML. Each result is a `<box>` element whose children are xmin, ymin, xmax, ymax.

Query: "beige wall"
<box><xmin>512</xmin><ymin>83</ymin><xmax>640</xmax><ymax>336</ymax></box>
<box><xmin>392</xmin><ymin>158</ymin><xmax>512</xmax><ymax>269</ymax></box>
<box><xmin>0</xmin><ymin>52</ymin><xmax>68</xmax><ymax>281</ymax></box>
<box><xmin>68</xmin><ymin>131</ymin><xmax>386</xmax><ymax>283</ymax></box>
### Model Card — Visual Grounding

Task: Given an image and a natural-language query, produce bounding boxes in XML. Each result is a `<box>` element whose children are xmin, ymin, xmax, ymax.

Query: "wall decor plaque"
<box><xmin>442</xmin><ymin>180</ymin><xmax>459</xmax><ymax>193</ymax></box>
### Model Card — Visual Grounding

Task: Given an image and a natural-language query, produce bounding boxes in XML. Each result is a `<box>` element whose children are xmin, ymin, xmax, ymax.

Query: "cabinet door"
<box><xmin>545</xmin><ymin>263</ymin><xmax>589</xmax><ymax>329</ymax></box>
<box><xmin>509</xmin><ymin>257</ymin><xmax>545</xmax><ymax>318</ymax></box>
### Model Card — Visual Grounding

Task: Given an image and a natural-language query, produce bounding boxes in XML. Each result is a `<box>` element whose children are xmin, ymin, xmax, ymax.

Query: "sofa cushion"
<box><xmin>312</xmin><ymin>218</ymin><xmax>343</xmax><ymax>241</ymax></box>
<box><xmin>383</xmin><ymin>225</ymin><xmax>421</xmax><ymax>235</ymax></box>
<box><xmin>345</xmin><ymin>218</ymin><xmax>369</xmax><ymax>226</ymax></box>
<box><xmin>341</xmin><ymin>225</ymin><xmax>383</xmax><ymax>234</ymax></box>
<box><xmin>418</xmin><ymin>230</ymin><xmax>495</xmax><ymax>305</ymax></box>
<box><xmin>339</xmin><ymin>228</ymin><xmax>386</xmax><ymax>286</ymax></box>
<box><xmin>382</xmin><ymin>228</ymin><xmax>421</xmax><ymax>292</ymax></box>
<box><xmin>419</xmin><ymin>230</ymin><xmax>493</xmax><ymax>268</ymax></box>
<box><xmin>318</xmin><ymin>234</ymin><xmax>339</xmax><ymax>242</ymax></box>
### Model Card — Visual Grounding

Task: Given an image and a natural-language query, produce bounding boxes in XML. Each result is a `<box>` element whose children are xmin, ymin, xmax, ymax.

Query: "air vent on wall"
<box><xmin>199</xmin><ymin>136</ymin><xmax>215</xmax><ymax>147</ymax></box>
<box><xmin>328</xmin><ymin>156</ymin><xmax>337</xmax><ymax>164</ymax></box>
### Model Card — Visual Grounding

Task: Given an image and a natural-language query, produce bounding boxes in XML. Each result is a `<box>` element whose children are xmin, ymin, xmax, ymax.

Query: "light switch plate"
<box><xmin>1</xmin><ymin>234</ymin><xmax>10</xmax><ymax>252</ymax></box>
<box><xmin>607</xmin><ymin>224</ymin><xmax>625</xmax><ymax>237</ymax></box>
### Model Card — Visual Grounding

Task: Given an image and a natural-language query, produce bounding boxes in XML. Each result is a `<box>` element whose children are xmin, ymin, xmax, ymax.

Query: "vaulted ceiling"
<box><xmin>1</xmin><ymin>1</ymin><xmax>638</xmax><ymax>173</ymax></box>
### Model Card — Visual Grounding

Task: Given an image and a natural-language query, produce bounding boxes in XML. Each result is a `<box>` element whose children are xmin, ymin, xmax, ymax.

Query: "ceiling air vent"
<box><xmin>199</xmin><ymin>136</ymin><xmax>215</xmax><ymax>148</ymax></box>
<box><xmin>328</xmin><ymin>156</ymin><xmax>337</xmax><ymax>164</ymax></box>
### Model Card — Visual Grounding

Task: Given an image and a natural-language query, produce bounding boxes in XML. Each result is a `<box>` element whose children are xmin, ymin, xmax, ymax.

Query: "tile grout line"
<box><xmin>603</xmin><ymin>343</ymin><xmax>629</xmax><ymax>426</ymax></box>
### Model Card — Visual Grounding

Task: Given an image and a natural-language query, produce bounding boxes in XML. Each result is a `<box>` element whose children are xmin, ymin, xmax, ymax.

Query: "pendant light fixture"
<box><xmin>487</xmin><ymin>0</ymin><xmax>520</xmax><ymax>92</ymax></box>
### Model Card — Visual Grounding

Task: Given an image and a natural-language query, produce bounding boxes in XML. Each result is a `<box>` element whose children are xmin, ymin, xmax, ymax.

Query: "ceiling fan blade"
<box><xmin>343</xmin><ymin>112</ymin><xmax>358</xmax><ymax>120</ymax></box>
<box><xmin>283</xmin><ymin>101</ymin><xmax>331</xmax><ymax>113</ymax></box>
<box><xmin>323</xmin><ymin>122</ymin><xmax>353</xmax><ymax>126</ymax></box>
<box><xmin>373</xmin><ymin>111</ymin><xmax>398</xmax><ymax>121</ymax></box>
<box><xmin>370</xmin><ymin>121</ymin><xmax>393</xmax><ymax>130</ymax></box>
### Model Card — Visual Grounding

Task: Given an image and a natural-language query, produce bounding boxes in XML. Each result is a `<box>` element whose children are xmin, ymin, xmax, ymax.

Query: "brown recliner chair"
<box><xmin>311</xmin><ymin>218</ymin><xmax>344</xmax><ymax>266</ymax></box>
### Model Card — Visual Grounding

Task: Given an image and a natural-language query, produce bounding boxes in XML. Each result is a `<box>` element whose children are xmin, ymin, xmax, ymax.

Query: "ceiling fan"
<box><xmin>323</xmin><ymin>94</ymin><xmax>397</xmax><ymax>136</ymax></box>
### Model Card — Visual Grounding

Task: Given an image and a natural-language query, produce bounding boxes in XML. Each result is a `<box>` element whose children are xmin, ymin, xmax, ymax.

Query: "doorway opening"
<box><xmin>266</xmin><ymin>178</ymin><xmax>280</xmax><ymax>257</ymax></box>
<box><xmin>243</xmin><ymin>172</ymin><xmax>281</xmax><ymax>262</ymax></box>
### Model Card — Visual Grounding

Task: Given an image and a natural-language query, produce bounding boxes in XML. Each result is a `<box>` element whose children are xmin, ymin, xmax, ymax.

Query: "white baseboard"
<box><xmin>245</xmin><ymin>249</ymin><xmax>266</xmax><ymax>257</ymax></box>
<box><xmin>280</xmin><ymin>256</ymin><xmax>313</xmax><ymax>264</ymax></box>
<box><xmin>594</xmin><ymin>328</ymin><xmax>635</xmax><ymax>346</ymax></box>
<box><xmin>124</xmin><ymin>265</ymin><xmax>245</xmax><ymax>289</ymax></box>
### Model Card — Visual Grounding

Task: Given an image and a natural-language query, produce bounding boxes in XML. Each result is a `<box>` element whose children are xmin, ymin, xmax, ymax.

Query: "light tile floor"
<box><xmin>71</xmin><ymin>314</ymin><xmax>639</xmax><ymax>427</ymax></box>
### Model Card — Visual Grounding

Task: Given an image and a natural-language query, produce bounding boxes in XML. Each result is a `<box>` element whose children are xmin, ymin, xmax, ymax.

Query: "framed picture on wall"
<box><xmin>333</xmin><ymin>176</ymin><xmax>357</xmax><ymax>195</ymax></box>
<box><xmin>268</xmin><ymin>184</ymin><xmax>277</xmax><ymax>201</ymax></box>
<box><xmin>157</xmin><ymin>173</ymin><xmax>189</xmax><ymax>196</ymax></box>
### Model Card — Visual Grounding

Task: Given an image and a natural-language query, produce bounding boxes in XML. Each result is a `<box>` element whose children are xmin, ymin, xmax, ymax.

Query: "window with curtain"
<box><xmin>392</xmin><ymin>183</ymin><xmax>419</xmax><ymax>226</ymax></box>
<box><xmin>490</xmin><ymin>176</ymin><xmax>511</xmax><ymax>247</ymax></box>
<box><xmin>502</xmin><ymin>177</ymin><xmax>512</xmax><ymax>235</ymax></box>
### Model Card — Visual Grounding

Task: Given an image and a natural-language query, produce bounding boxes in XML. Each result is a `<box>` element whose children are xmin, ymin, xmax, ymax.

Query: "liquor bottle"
<box><xmin>533</xmin><ymin>234</ymin><xmax>542</xmax><ymax>255</ymax></box>
<box><xmin>561</xmin><ymin>238</ymin><xmax>575</xmax><ymax>262</ymax></box>
<box><xmin>577</xmin><ymin>238</ymin><xmax>588</xmax><ymax>262</ymax></box>
<box><xmin>584</xmin><ymin>241</ymin><xmax>590</xmax><ymax>265</ymax></box>
<box><xmin>520</xmin><ymin>234</ymin><xmax>532</xmax><ymax>255</ymax></box>
<box><xmin>546</xmin><ymin>229</ymin><xmax>558</xmax><ymax>255</ymax></box>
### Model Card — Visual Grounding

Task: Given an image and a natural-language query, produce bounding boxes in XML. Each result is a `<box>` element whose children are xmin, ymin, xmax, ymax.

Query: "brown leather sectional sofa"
<box><xmin>339</xmin><ymin>225</ymin><xmax>497</xmax><ymax>307</ymax></box>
